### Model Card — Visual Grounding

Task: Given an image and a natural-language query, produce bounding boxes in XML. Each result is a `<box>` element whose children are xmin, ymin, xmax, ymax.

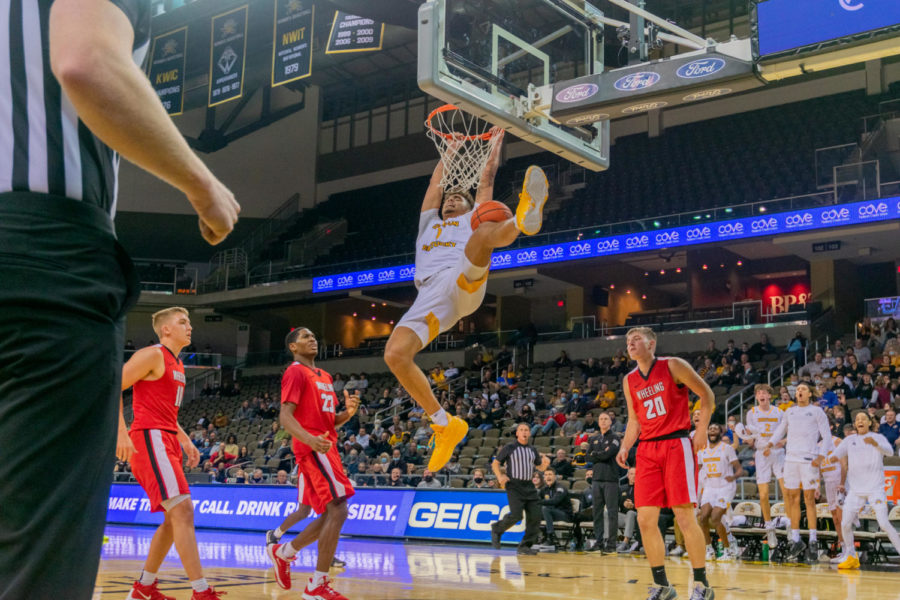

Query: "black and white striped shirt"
<box><xmin>0</xmin><ymin>0</ymin><xmax>151</xmax><ymax>215</ymax></box>
<box><xmin>495</xmin><ymin>441</ymin><xmax>542</xmax><ymax>481</ymax></box>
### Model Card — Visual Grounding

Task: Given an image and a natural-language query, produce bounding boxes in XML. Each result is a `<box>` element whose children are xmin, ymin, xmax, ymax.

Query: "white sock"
<box><xmin>430</xmin><ymin>408</ymin><xmax>449</xmax><ymax>427</ymax></box>
<box><xmin>809</xmin><ymin>529</ymin><xmax>817</xmax><ymax>543</ymax></box>
<box><xmin>190</xmin><ymin>578</ymin><xmax>209</xmax><ymax>592</ymax></box>
<box><xmin>311</xmin><ymin>570</ymin><xmax>328</xmax><ymax>588</ymax></box>
<box><xmin>791</xmin><ymin>529</ymin><xmax>801</xmax><ymax>543</ymax></box>
<box><xmin>278</xmin><ymin>542</ymin><xmax>298</xmax><ymax>559</ymax></box>
<box><xmin>461</xmin><ymin>255</ymin><xmax>488</xmax><ymax>282</ymax></box>
<box><xmin>139</xmin><ymin>570</ymin><xmax>156</xmax><ymax>586</ymax></box>
<box><xmin>274</xmin><ymin>526</ymin><xmax>285</xmax><ymax>538</ymax></box>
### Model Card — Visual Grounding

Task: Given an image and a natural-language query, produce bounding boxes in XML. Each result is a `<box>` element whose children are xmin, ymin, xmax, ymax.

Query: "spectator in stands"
<box><xmin>560</xmin><ymin>412</ymin><xmax>583</xmax><ymax>440</ymax></box>
<box><xmin>721</xmin><ymin>340</ymin><xmax>738</xmax><ymax>365</ymax></box>
<box><xmin>551</xmin><ymin>448</ymin><xmax>575</xmax><ymax>480</ymax></box>
<box><xmin>749</xmin><ymin>334</ymin><xmax>775</xmax><ymax>362</ymax></box>
<box><xmin>831</xmin><ymin>406</ymin><xmax>848</xmax><ymax>438</ymax></box>
<box><xmin>497</xmin><ymin>366</ymin><xmax>517</xmax><ymax>389</ymax></box>
<box><xmin>371</xmin><ymin>453</ymin><xmax>390</xmax><ymax>475</ymax></box>
<box><xmin>261</xmin><ymin>400</ymin><xmax>278</xmax><ymax>420</ymax></box>
<box><xmin>539</xmin><ymin>468</ymin><xmax>572</xmax><ymax>546</ymax></box>
<box><xmin>404</xmin><ymin>442</ymin><xmax>423</xmax><ymax>467</ymax></box>
<box><xmin>607</xmin><ymin>409</ymin><xmax>625</xmax><ymax>435</ymax></box>
<box><xmin>532</xmin><ymin>471</ymin><xmax>545</xmax><ymax>494</ymax></box>
<box><xmin>331</xmin><ymin>372</ymin><xmax>345</xmax><ymax>394</ymax></box>
<box><xmin>429</xmin><ymin>366</ymin><xmax>446</xmax><ymax>390</ymax></box>
<box><xmin>698</xmin><ymin>358</ymin><xmax>718</xmax><ymax>386</ymax></box>
<box><xmin>369</xmin><ymin>432</ymin><xmax>391</xmax><ymax>458</ymax></box>
<box><xmin>845</xmin><ymin>354</ymin><xmax>863</xmax><ymax>381</ymax></box>
<box><xmin>853</xmin><ymin>338</ymin><xmax>872</xmax><ymax>365</ymax></box>
<box><xmin>739</xmin><ymin>360</ymin><xmax>760</xmax><ymax>386</ymax></box>
<box><xmin>573</xmin><ymin>442</ymin><xmax>589</xmax><ymax>467</ymax></box>
<box><xmin>703</xmin><ymin>339</ymin><xmax>720</xmax><ymax>364</ymax></box>
<box><xmin>250</xmin><ymin>468</ymin><xmax>266</xmax><ymax>484</ymax></box>
<box><xmin>554</xmin><ymin>350</ymin><xmax>572</xmax><ymax>367</ymax></box>
<box><xmin>389</xmin><ymin>449</ymin><xmax>408</xmax><ymax>474</ymax></box>
<box><xmin>466</xmin><ymin>468</ymin><xmax>489</xmax><ymax>488</ymax></box>
<box><xmin>234</xmin><ymin>400</ymin><xmax>255</xmax><ymax>421</ymax></box>
<box><xmin>213</xmin><ymin>411</ymin><xmax>230</xmax><ymax>429</ymax></box>
<box><xmin>787</xmin><ymin>332</ymin><xmax>807</xmax><ymax>366</ymax></box>
<box><xmin>591</xmin><ymin>383</ymin><xmax>614</xmax><ymax>410</ymax></box>
<box><xmin>616</xmin><ymin>467</ymin><xmax>640</xmax><ymax>553</ymax></box>
<box><xmin>833</xmin><ymin>372</ymin><xmax>854</xmax><ymax>398</ymax></box>
<box><xmin>579</xmin><ymin>357</ymin><xmax>603</xmax><ymax>381</ymax></box>
<box><xmin>413</xmin><ymin>421</ymin><xmax>432</xmax><ymax>443</ymax></box>
<box><xmin>816</xmin><ymin>381</ymin><xmax>839</xmax><ymax>409</ymax></box>
<box><xmin>388</xmin><ymin>467</ymin><xmax>406</xmax><ymax>487</ymax></box>
<box><xmin>880</xmin><ymin>408</ymin><xmax>900</xmax><ymax>449</ymax></box>
<box><xmin>353</xmin><ymin>462</ymin><xmax>371</xmax><ymax>487</ymax></box>
<box><xmin>800</xmin><ymin>352</ymin><xmax>827</xmax><ymax>379</ymax></box>
<box><xmin>518</xmin><ymin>405</ymin><xmax>536</xmax><ymax>428</ymax></box>
<box><xmin>608</xmin><ymin>356</ymin><xmax>627</xmax><ymax>378</ymax></box>
<box><xmin>444</xmin><ymin>453</ymin><xmax>461</xmax><ymax>475</ymax></box>
<box><xmin>274</xmin><ymin>470</ymin><xmax>289</xmax><ymax>485</ymax></box>
<box><xmin>532</xmin><ymin>407</ymin><xmax>565</xmax><ymax>436</ymax></box>
<box><xmin>344</xmin><ymin>374</ymin><xmax>359</xmax><ymax>392</ymax></box>
<box><xmin>857</xmin><ymin>373</ymin><xmax>875</xmax><ymax>406</ymax></box>
<box><xmin>871</xmin><ymin>375</ymin><xmax>892</xmax><ymax>409</ymax></box>
<box><xmin>417</xmin><ymin>469</ymin><xmax>442</xmax><ymax>488</ymax></box>
<box><xmin>722</xmin><ymin>417</ymin><xmax>740</xmax><ymax>449</ymax></box>
<box><xmin>715</xmin><ymin>361</ymin><xmax>736</xmax><ymax>387</ymax></box>
<box><xmin>221</xmin><ymin>434</ymin><xmax>239</xmax><ymax>465</ymax></box>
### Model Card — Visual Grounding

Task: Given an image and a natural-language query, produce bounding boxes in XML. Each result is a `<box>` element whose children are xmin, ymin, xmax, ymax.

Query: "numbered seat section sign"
<box><xmin>326</xmin><ymin>11</ymin><xmax>384</xmax><ymax>54</ymax></box>
<box><xmin>209</xmin><ymin>5</ymin><xmax>248</xmax><ymax>106</ymax></box>
<box><xmin>272</xmin><ymin>0</ymin><xmax>314</xmax><ymax>86</ymax></box>
<box><xmin>148</xmin><ymin>27</ymin><xmax>187</xmax><ymax>115</ymax></box>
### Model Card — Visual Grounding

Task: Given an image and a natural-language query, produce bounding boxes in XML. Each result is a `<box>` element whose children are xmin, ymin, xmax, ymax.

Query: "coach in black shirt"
<box><xmin>491</xmin><ymin>422</ymin><xmax>550</xmax><ymax>554</ymax></box>
<box><xmin>0</xmin><ymin>2</ymin><xmax>238</xmax><ymax>598</ymax></box>
<box><xmin>587</xmin><ymin>412</ymin><xmax>621</xmax><ymax>553</ymax></box>
<box><xmin>540</xmin><ymin>468</ymin><xmax>573</xmax><ymax>544</ymax></box>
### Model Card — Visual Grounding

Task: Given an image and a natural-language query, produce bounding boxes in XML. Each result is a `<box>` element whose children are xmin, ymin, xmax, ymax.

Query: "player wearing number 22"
<box><xmin>617</xmin><ymin>327</ymin><xmax>716</xmax><ymax>600</ymax></box>
<box><xmin>118</xmin><ymin>307</ymin><xmax>224</xmax><ymax>599</ymax></box>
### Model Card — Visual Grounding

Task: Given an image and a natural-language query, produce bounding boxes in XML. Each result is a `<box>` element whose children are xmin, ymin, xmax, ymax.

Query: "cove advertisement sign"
<box><xmin>107</xmin><ymin>484</ymin><xmax>524</xmax><ymax>543</ymax></box>
<box><xmin>312</xmin><ymin>196</ymin><xmax>900</xmax><ymax>294</ymax></box>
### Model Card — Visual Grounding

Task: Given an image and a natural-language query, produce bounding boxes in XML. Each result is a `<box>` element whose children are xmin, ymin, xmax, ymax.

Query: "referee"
<box><xmin>1</xmin><ymin>2</ymin><xmax>239</xmax><ymax>599</ymax></box>
<box><xmin>491</xmin><ymin>422</ymin><xmax>550</xmax><ymax>554</ymax></box>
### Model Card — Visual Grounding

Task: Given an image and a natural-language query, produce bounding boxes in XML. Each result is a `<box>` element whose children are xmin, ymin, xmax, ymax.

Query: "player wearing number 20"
<box><xmin>617</xmin><ymin>327</ymin><xmax>716</xmax><ymax>600</ymax></box>
<box><xmin>118</xmin><ymin>307</ymin><xmax>224</xmax><ymax>599</ymax></box>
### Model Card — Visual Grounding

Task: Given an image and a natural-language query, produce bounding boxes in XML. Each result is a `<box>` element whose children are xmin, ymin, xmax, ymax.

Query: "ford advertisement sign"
<box><xmin>676</xmin><ymin>58</ymin><xmax>726</xmax><ymax>79</ymax></box>
<box><xmin>107</xmin><ymin>484</ymin><xmax>524</xmax><ymax>543</ymax></box>
<box><xmin>312</xmin><ymin>196</ymin><xmax>900</xmax><ymax>293</ymax></box>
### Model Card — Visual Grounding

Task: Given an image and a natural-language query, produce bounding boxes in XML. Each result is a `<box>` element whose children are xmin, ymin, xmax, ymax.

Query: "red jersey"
<box><xmin>281</xmin><ymin>362</ymin><xmax>338</xmax><ymax>458</ymax></box>
<box><xmin>627</xmin><ymin>357</ymin><xmax>691</xmax><ymax>441</ymax></box>
<box><xmin>132</xmin><ymin>345</ymin><xmax>185</xmax><ymax>432</ymax></box>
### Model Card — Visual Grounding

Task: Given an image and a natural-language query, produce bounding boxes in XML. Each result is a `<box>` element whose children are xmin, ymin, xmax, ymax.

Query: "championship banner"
<box><xmin>271</xmin><ymin>0</ymin><xmax>314</xmax><ymax>87</ymax></box>
<box><xmin>148</xmin><ymin>27</ymin><xmax>187</xmax><ymax>116</ymax></box>
<box><xmin>106</xmin><ymin>484</ymin><xmax>525</xmax><ymax>543</ymax></box>
<box><xmin>326</xmin><ymin>11</ymin><xmax>384</xmax><ymax>54</ymax></box>
<box><xmin>209</xmin><ymin>5</ymin><xmax>248</xmax><ymax>107</ymax></box>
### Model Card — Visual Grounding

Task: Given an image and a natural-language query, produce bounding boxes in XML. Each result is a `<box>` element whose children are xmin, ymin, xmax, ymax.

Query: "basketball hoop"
<box><xmin>425</xmin><ymin>104</ymin><xmax>496</xmax><ymax>191</ymax></box>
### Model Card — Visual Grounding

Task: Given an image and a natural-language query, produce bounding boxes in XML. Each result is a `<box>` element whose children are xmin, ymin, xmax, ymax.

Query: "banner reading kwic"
<box><xmin>272</xmin><ymin>0</ymin><xmax>314</xmax><ymax>87</ymax></box>
<box><xmin>148</xmin><ymin>27</ymin><xmax>187</xmax><ymax>115</ymax></box>
<box><xmin>107</xmin><ymin>484</ymin><xmax>525</xmax><ymax>543</ymax></box>
<box><xmin>313</xmin><ymin>196</ymin><xmax>900</xmax><ymax>293</ymax></box>
<box><xmin>209</xmin><ymin>5</ymin><xmax>248</xmax><ymax>106</ymax></box>
<box><xmin>326</xmin><ymin>11</ymin><xmax>384</xmax><ymax>54</ymax></box>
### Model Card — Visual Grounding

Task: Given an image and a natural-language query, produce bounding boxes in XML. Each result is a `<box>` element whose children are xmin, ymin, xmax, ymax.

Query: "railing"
<box><xmin>723</xmin><ymin>353</ymin><xmax>798</xmax><ymax>422</ymax></box>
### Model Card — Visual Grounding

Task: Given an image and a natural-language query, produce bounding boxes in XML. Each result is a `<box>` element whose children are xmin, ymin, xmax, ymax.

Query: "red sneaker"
<box><xmin>127</xmin><ymin>580</ymin><xmax>175</xmax><ymax>600</ymax></box>
<box><xmin>190</xmin><ymin>587</ymin><xmax>226</xmax><ymax>599</ymax></box>
<box><xmin>267</xmin><ymin>542</ymin><xmax>295</xmax><ymax>589</ymax></box>
<box><xmin>302</xmin><ymin>576</ymin><xmax>348</xmax><ymax>600</ymax></box>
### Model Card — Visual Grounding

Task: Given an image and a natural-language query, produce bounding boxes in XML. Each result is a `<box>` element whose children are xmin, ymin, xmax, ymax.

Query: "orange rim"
<box><xmin>425</xmin><ymin>104</ymin><xmax>494</xmax><ymax>141</ymax></box>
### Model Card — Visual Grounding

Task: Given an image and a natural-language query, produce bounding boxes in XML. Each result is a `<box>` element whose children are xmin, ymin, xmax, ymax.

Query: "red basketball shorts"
<box><xmin>634</xmin><ymin>437</ymin><xmax>698</xmax><ymax>508</ymax></box>
<box><xmin>130</xmin><ymin>428</ymin><xmax>191</xmax><ymax>512</ymax></box>
<box><xmin>296</xmin><ymin>447</ymin><xmax>355</xmax><ymax>515</ymax></box>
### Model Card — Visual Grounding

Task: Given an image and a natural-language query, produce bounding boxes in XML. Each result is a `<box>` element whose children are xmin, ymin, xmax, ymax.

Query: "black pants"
<box><xmin>592</xmin><ymin>480</ymin><xmax>619</xmax><ymax>547</ymax></box>
<box><xmin>572</xmin><ymin>507</ymin><xmax>593</xmax><ymax>546</ymax></box>
<box><xmin>492</xmin><ymin>480</ymin><xmax>542</xmax><ymax>549</ymax></box>
<box><xmin>541</xmin><ymin>507</ymin><xmax>571</xmax><ymax>536</ymax></box>
<box><xmin>0</xmin><ymin>193</ymin><xmax>138</xmax><ymax>600</ymax></box>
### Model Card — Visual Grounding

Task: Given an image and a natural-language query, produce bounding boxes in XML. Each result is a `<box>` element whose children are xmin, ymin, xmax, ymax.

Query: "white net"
<box><xmin>425</xmin><ymin>105</ymin><xmax>495</xmax><ymax>191</ymax></box>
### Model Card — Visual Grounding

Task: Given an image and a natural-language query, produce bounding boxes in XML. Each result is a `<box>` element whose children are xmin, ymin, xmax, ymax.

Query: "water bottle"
<box><xmin>761</xmin><ymin>543</ymin><xmax>770</xmax><ymax>562</ymax></box>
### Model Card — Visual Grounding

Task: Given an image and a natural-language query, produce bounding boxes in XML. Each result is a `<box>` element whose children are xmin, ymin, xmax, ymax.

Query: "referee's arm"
<box><xmin>492</xmin><ymin>444</ymin><xmax>511</xmax><ymax>488</ymax></box>
<box><xmin>49</xmin><ymin>0</ymin><xmax>239</xmax><ymax>244</ymax></box>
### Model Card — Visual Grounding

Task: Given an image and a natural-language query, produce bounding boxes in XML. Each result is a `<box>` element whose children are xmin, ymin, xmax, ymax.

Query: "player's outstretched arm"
<box><xmin>474</xmin><ymin>127</ymin><xmax>505</xmax><ymax>205</ymax></box>
<box><xmin>617</xmin><ymin>383</ymin><xmax>641</xmax><ymax>468</ymax></box>
<box><xmin>49</xmin><ymin>0</ymin><xmax>240</xmax><ymax>245</ymax></box>
<box><xmin>668</xmin><ymin>357</ymin><xmax>714</xmax><ymax>452</ymax></box>
<box><xmin>279</xmin><ymin>402</ymin><xmax>331</xmax><ymax>453</ymax></box>
<box><xmin>421</xmin><ymin>155</ymin><xmax>447</xmax><ymax>213</ymax></box>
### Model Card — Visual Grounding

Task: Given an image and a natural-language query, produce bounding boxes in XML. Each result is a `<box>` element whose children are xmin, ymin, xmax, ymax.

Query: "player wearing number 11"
<box><xmin>617</xmin><ymin>327</ymin><xmax>716</xmax><ymax>600</ymax></box>
<box><xmin>117</xmin><ymin>307</ymin><xmax>224</xmax><ymax>599</ymax></box>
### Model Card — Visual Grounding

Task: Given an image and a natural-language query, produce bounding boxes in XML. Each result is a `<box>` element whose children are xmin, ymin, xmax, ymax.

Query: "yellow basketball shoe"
<box><xmin>516</xmin><ymin>165</ymin><xmax>548</xmax><ymax>235</ymax></box>
<box><xmin>427</xmin><ymin>415</ymin><xmax>469</xmax><ymax>471</ymax></box>
<box><xmin>837</xmin><ymin>554</ymin><xmax>860</xmax><ymax>570</ymax></box>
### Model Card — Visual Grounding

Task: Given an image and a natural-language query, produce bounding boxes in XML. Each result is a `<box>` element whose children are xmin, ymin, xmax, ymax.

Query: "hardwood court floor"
<box><xmin>96</xmin><ymin>526</ymin><xmax>898</xmax><ymax>599</ymax></box>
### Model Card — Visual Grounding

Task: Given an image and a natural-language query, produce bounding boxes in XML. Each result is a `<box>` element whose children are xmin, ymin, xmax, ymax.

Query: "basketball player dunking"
<box><xmin>118</xmin><ymin>307</ymin><xmax>223</xmax><ymax>600</ymax></box>
<box><xmin>616</xmin><ymin>327</ymin><xmax>715</xmax><ymax>600</ymax></box>
<box><xmin>384</xmin><ymin>127</ymin><xmax>550</xmax><ymax>472</ymax></box>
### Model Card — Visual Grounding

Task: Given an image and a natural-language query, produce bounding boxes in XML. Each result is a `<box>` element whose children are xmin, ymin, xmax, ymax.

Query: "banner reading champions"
<box><xmin>326</xmin><ymin>11</ymin><xmax>385</xmax><ymax>54</ymax></box>
<box><xmin>148</xmin><ymin>27</ymin><xmax>187</xmax><ymax>116</ymax></box>
<box><xmin>272</xmin><ymin>0</ymin><xmax>314</xmax><ymax>87</ymax></box>
<box><xmin>209</xmin><ymin>5</ymin><xmax>249</xmax><ymax>106</ymax></box>
<box><xmin>107</xmin><ymin>484</ymin><xmax>525</xmax><ymax>543</ymax></box>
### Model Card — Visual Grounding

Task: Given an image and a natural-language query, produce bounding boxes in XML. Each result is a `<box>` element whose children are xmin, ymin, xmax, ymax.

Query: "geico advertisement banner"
<box><xmin>107</xmin><ymin>485</ymin><xmax>524</xmax><ymax>542</ymax></box>
<box><xmin>312</xmin><ymin>196</ymin><xmax>900</xmax><ymax>294</ymax></box>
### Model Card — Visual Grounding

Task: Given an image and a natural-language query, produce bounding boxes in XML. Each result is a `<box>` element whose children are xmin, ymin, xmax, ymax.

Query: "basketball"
<box><xmin>470</xmin><ymin>200</ymin><xmax>512</xmax><ymax>230</ymax></box>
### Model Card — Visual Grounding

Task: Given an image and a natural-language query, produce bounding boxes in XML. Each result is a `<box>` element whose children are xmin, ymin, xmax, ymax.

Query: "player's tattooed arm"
<box><xmin>474</xmin><ymin>127</ymin><xmax>505</xmax><ymax>205</ymax></box>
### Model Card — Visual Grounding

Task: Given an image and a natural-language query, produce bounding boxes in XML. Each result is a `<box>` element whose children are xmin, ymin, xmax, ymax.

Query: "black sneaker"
<box><xmin>491</xmin><ymin>526</ymin><xmax>502</xmax><ymax>549</ymax></box>
<box><xmin>786</xmin><ymin>540</ymin><xmax>806</xmax><ymax>562</ymax></box>
<box><xmin>265</xmin><ymin>529</ymin><xmax>278</xmax><ymax>546</ymax></box>
<box><xmin>331</xmin><ymin>557</ymin><xmax>346</xmax><ymax>568</ymax></box>
<box><xmin>805</xmin><ymin>541</ymin><xmax>818</xmax><ymax>564</ymax></box>
<box><xmin>517</xmin><ymin>546</ymin><xmax>539</xmax><ymax>555</ymax></box>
